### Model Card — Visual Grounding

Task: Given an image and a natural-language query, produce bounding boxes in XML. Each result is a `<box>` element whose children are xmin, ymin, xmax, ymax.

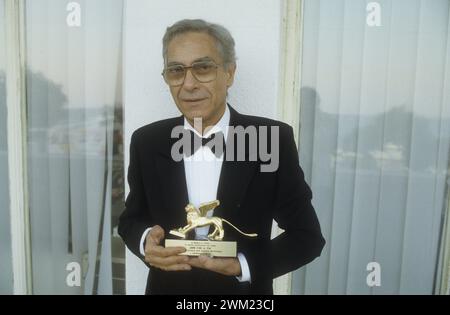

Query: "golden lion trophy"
<box><xmin>165</xmin><ymin>200</ymin><xmax>258</xmax><ymax>257</ymax></box>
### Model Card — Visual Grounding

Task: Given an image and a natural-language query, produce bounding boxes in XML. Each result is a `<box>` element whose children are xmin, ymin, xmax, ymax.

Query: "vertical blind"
<box><xmin>0</xmin><ymin>0</ymin><xmax>14</xmax><ymax>295</ymax></box>
<box><xmin>26</xmin><ymin>0</ymin><xmax>124</xmax><ymax>294</ymax></box>
<box><xmin>295</xmin><ymin>0</ymin><xmax>450</xmax><ymax>294</ymax></box>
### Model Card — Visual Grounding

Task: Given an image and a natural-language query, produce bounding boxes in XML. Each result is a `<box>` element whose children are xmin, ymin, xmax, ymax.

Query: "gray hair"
<box><xmin>162</xmin><ymin>19</ymin><xmax>236</xmax><ymax>69</ymax></box>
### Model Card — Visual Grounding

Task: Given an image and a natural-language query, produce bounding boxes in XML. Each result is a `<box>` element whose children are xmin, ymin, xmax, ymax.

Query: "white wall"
<box><xmin>123</xmin><ymin>0</ymin><xmax>282</xmax><ymax>294</ymax></box>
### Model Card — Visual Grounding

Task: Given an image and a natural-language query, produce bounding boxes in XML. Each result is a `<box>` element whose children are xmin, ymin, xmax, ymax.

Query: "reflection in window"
<box><xmin>26</xmin><ymin>0</ymin><xmax>125</xmax><ymax>294</ymax></box>
<box><xmin>295</xmin><ymin>0</ymin><xmax>450</xmax><ymax>294</ymax></box>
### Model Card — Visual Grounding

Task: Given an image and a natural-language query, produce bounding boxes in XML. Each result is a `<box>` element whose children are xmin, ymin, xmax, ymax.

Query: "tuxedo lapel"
<box><xmin>215</xmin><ymin>106</ymin><xmax>258</xmax><ymax>221</ymax></box>
<box><xmin>215</xmin><ymin>159</ymin><xmax>258</xmax><ymax>221</ymax></box>
<box><xmin>154</xmin><ymin>116</ymin><xmax>190</xmax><ymax>229</ymax></box>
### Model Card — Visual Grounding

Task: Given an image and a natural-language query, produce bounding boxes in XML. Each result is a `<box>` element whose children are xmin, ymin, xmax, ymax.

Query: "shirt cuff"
<box><xmin>236</xmin><ymin>252</ymin><xmax>251</xmax><ymax>283</ymax></box>
<box><xmin>140</xmin><ymin>227</ymin><xmax>152</xmax><ymax>256</ymax></box>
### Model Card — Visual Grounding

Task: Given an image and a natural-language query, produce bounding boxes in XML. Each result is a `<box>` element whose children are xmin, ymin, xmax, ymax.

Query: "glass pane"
<box><xmin>295</xmin><ymin>0</ymin><xmax>450</xmax><ymax>294</ymax></box>
<box><xmin>0</xmin><ymin>0</ymin><xmax>14</xmax><ymax>295</ymax></box>
<box><xmin>26</xmin><ymin>0</ymin><xmax>125</xmax><ymax>294</ymax></box>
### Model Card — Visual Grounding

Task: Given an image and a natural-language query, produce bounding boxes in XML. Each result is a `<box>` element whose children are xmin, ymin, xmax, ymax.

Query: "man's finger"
<box><xmin>148</xmin><ymin>254</ymin><xmax>189</xmax><ymax>267</ymax></box>
<box><xmin>186</xmin><ymin>257</ymin><xmax>203</xmax><ymax>268</ymax></box>
<box><xmin>149</xmin><ymin>262</ymin><xmax>191</xmax><ymax>272</ymax></box>
<box><xmin>147</xmin><ymin>225</ymin><xmax>165</xmax><ymax>244</ymax></box>
<box><xmin>188</xmin><ymin>256</ymin><xmax>217</xmax><ymax>271</ymax></box>
<box><xmin>162</xmin><ymin>264</ymin><xmax>192</xmax><ymax>272</ymax></box>
<box><xmin>201</xmin><ymin>256</ymin><xmax>217</xmax><ymax>269</ymax></box>
<box><xmin>148</xmin><ymin>245</ymin><xmax>186</xmax><ymax>257</ymax></box>
<box><xmin>145</xmin><ymin>244</ymin><xmax>164</xmax><ymax>256</ymax></box>
<box><xmin>149</xmin><ymin>232</ymin><xmax>164</xmax><ymax>245</ymax></box>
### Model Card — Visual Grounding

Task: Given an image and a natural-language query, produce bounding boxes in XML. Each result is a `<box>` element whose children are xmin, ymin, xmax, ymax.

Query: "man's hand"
<box><xmin>144</xmin><ymin>225</ymin><xmax>191</xmax><ymax>272</ymax></box>
<box><xmin>187</xmin><ymin>255</ymin><xmax>242</xmax><ymax>277</ymax></box>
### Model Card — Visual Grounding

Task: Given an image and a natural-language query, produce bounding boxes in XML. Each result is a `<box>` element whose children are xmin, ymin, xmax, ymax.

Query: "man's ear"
<box><xmin>226</xmin><ymin>63</ymin><xmax>237</xmax><ymax>87</ymax></box>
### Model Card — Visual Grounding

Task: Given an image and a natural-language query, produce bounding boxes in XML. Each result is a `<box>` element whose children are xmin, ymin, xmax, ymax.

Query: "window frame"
<box><xmin>273</xmin><ymin>0</ymin><xmax>304</xmax><ymax>295</ymax></box>
<box><xmin>5</xmin><ymin>0</ymin><xmax>32</xmax><ymax>295</ymax></box>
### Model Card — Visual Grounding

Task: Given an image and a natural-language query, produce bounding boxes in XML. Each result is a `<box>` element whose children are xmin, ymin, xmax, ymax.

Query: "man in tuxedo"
<box><xmin>118</xmin><ymin>19</ymin><xmax>325</xmax><ymax>295</ymax></box>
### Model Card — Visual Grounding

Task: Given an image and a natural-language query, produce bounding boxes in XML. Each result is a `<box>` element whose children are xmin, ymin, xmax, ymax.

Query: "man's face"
<box><xmin>165</xmin><ymin>32</ymin><xmax>236</xmax><ymax>129</ymax></box>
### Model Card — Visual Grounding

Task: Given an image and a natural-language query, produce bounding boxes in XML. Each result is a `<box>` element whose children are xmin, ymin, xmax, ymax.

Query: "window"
<box><xmin>295</xmin><ymin>0</ymin><xmax>450</xmax><ymax>294</ymax></box>
<box><xmin>25</xmin><ymin>0</ymin><xmax>125</xmax><ymax>294</ymax></box>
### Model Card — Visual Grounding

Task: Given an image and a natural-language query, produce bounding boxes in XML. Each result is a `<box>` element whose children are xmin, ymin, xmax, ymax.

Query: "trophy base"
<box><xmin>165</xmin><ymin>239</ymin><xmax>237</xmax><ymax>258</ymax></box>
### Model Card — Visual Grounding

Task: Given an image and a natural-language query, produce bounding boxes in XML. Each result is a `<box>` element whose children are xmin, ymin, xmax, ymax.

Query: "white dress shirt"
<box><xmin>140</xmin><ymin>105</ymin><xmax>251</xmax><ymax>283</ymax></box>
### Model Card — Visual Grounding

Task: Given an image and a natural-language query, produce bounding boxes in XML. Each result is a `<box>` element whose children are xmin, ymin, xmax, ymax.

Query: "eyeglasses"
<box><xmin>162</xmin><ymin>61</ymin><xmax>221</xmax><ymax>87</ymax></box>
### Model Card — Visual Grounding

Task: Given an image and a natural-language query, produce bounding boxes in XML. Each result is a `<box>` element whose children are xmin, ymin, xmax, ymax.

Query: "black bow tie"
<box><xmin>185</xmin><ymin>130</ymin><xmax>226</xmax><ymax>158</ymax></box>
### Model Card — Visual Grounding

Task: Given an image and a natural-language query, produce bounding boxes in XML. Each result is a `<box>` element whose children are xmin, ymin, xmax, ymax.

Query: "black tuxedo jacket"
<box><xmin>118</xmin><ymin>105</ymin><xmax>325</xmax><ymax>295</ymax></box>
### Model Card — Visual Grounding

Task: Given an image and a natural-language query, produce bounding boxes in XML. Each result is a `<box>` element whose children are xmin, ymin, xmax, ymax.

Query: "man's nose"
<box><xmin>182</xmin><ymin>68</ymin><xmax>200</xmax><ymax>90</ymax></box>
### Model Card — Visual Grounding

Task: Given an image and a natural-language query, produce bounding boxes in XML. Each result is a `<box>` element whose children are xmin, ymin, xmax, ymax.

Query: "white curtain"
<box><xmin>26</xmin><ymin>0</ymin><xmax>123</xmax><ymax>294</ymax></box>
<box><xmin>295</xmin><ymin>0</ymin><xmax>450</xmax><ymax>294</ymax></box>
<box><xmin>0</xmin><ymin>0</ymin><xmax>14</xmax><ymax>295</ymax></box>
